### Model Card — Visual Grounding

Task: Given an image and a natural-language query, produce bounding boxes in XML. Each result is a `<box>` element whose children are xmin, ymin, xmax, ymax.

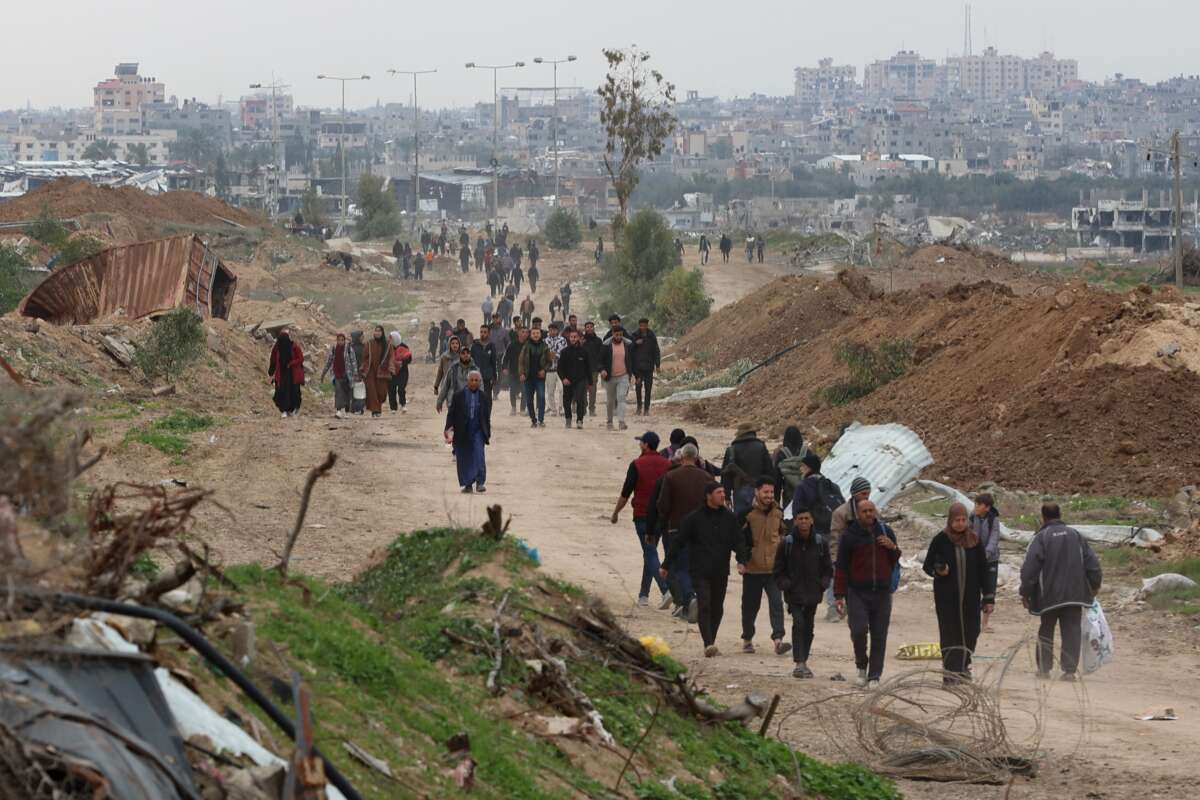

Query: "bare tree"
<box><xmin>597</xmin><ymin>46</ymin><xmax>677</xmax><ymax>233</ymax></box>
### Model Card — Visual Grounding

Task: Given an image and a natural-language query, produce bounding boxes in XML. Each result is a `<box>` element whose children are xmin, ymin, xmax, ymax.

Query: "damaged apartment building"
<box><xmin>1072</xmin><ymin>190</ymin><xmax>1199</xmax><ymax>254</ymax></box>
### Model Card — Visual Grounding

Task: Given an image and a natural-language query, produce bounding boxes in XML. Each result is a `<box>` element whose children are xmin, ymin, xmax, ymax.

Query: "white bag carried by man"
<box><xmin>1080</xmin><ymin>599</ymin><xmax>1114</xmax><ymax>674</ymax></box>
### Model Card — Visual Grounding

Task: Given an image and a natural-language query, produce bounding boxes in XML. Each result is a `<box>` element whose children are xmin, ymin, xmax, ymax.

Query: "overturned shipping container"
<box><xmin>18</xmin><ymin>234</ymin><xmax>237</xmax><ymax>324</ymax></box>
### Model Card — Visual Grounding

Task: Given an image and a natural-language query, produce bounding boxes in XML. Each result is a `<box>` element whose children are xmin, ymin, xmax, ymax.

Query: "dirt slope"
<box><xmin>686</xmin><ymin>278</ymin><xmax>1200</xmax><ymax>496</ymax></box>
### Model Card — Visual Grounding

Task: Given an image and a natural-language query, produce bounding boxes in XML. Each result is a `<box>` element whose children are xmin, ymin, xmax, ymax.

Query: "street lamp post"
<box><xmin>532</xmin><ymin>56</ymin><xmax>576</xmax><ymax>207</ymax></box>
<box><xmin>317</xmin><ymin>73</ymin><xmax>370</xmax><ymax>236</ymax></box>
<box><xmin>249</xmin><ymin>79</ymin><xmax>289</xmax><ymax>221</ymax></box>
<box><xmin>387</xmin><ymin>68</ymin><xmax>436</xmax><ymax>232</ymax></box>
<box><xmin>466</xmin><ymin>61</ymin><xmax>525</xmax><ymax>234</ymax></box>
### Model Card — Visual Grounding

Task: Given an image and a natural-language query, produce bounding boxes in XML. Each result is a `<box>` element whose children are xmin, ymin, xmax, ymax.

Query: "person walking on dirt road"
<box><xmin>388</xmin><ymin>332</ymin><xmax>412</xmax><ymax>414</ymax></box>
<box><xmin>528</xmin><ymin>262</ymin><xmax>540</xmax><ymax>293</ymax></box>
<box><xmin>773</xmin><ymin>506</ymin><xmax>833</xmax><ymax>679</ymax></box>
<box><xmin>971</xmin><ymin>493</ymin><xmax>1003</xmax><ymax>633</ymax></box>
<box><xmin>582</xmin><ymin>321</ymin><xmax>604</xmax><ymax>416</ymax></box>
<box><xmin>720</xmin><ymin>423</ymin><xmax>775</xmax><ymax>517</ymax></box>
<box><xmin>834</xmin><ymin>499</ymin><xmax>900</xmax><ymax>689</ymax></box>
<box><xmin>504</xmin><ymin>327</ymin><xmax>528</xmax><ymax>415</ymax></box>
<box><xmin>656</xmin><ymin>444</ymin><xmax>712</xmax><ymax>619</ymax></box>
<box><xmin>268</xmin><ymin>327</ymin><xmax>304</xmax><ymax>418</ymax></box>
<box><xmin>740</xmin><ymin>478</ymin><xmax>790</xmax><ymax>656</ymax></box>
<box><xmin>544</xmin><ymin>322</ymin><xmax>567</xmax><ymax>415</ymax></box>
<box><xmin>599</xmin><ymin>325</ymin><xmax>634</xmax><ymax>431</ymax></box>
<box><xmin>359</xmin><ymin>325</ymin><xmax>395</xmax><ymax>418</ymax></box>
<box><xmin>698</xmin><ymin>234</ymin><xmax>710</xmax><ymax>265</ymax></box>
<box><xmin>662</xmin><ymin>483</ymin><xmax>750</xmax><ymax>658</ymax></box>
<box><xmin>520</xmin><ymin>295</ymin><xmax>535</xmax><ymax>328</ymax></box>
<box><xmin>923</xmin><ymin>503</ymin><xmax>996</xmax><ymax>682</ymax></box>
<box><xmin>611</xmin><ymin>431</ymin><xmax>672</xmax><ymax>606</ymax></box>
<box><xmin>437</xmin><ymin>344</ymin><xmax>477</xmax><ymax>413</ymax></box>
<box><xmin>719</xmin><ymin>233</ymin><xmax>732</xmax><ymax>263</ymax></box>
<box><xmin>444</xmin><ymin>370</ymin><xmax>491</xmax><ymax>494</ymax></box>
<box><xmin>630</xmin><ymin>318</ymin><xmax>661</xmax><ymax>417</ymax></box>
<box><xmin>519</xmin><ymin>327</ymin><xmax>552</xmax><ymax>428</ymax></box>
<box><xmin>470</xmin><ymin>325</ymin><xmax>499</xmax><ymax>397</ymax></box>
<box><xmin>556</xmin><ymin>328</ymin><xmax>592</xmax><ymax>429</ymax></box>
<box><xmin>434</xmin><ymin>336</ymin><xmax>461</xmax><ymax>397</ymax></box>
<box><xmin>1019</xmin><ymin>503</ymin><xmax>1103</xmax><ymax>682</ymax></box>
<box><xmin>319</xmin><ymin>332</ymin><xmax>357</xmax><ymax>419</ymax></box>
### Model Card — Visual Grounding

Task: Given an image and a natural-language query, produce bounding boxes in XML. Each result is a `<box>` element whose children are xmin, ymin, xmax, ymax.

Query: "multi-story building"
<box><xmin>794</xmin><ymin>58</ymin><xmax>857</xmax><ymax>106</ymax></box>
<box><xmin>864</xmin><ymin>51</ymin><xmax>938</xmax><ymax>100</ymax></box>
<box><xmin>9</xmin><ymin>130</ymin><xmax>176</xmax><ymax>164</ymax></box>
<box><xmin>240</xmin><ymin>93</ymin><xmax>294</xmax><ymax>131</ymax></box>
<box><xmin>945</xmin><ymin>48</ymin><xmax>1026</xmax><ymax>102</ymax></box>
<box><xmin>93</xmin><ymin>63</ymin><xmax>165</xmax><ymax>135</ymax></box>
<box><xmin>144</xmin><ymin>98</ymin><xmax>233</xmax><ymax>146</ymax></box>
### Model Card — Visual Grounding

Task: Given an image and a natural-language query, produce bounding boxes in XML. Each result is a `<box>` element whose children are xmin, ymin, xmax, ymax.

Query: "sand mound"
<box><xmin>0</xmin><ymin>179</ymin><xmax>261</xmax><ymax>240</ymax></box>
<box><xmin>685</xmin><ymin>279</ymin><xmax>1195</xmax><ymax>496</ymax></box>
<box><xmin>673</xmin><ymin>270</ymin><xmax>878</xmax><ymax>369</ymax></box>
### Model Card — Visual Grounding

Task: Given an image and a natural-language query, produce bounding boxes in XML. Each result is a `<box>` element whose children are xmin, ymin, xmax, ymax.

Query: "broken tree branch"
<box><xmin>139</xmin><ymin>558</ymin><xmax>197</xmax><ymax>603</ymax></box>
<box><xmin>275</xmin><ymin>452</ymin><xmax>337</xmax><ymax>578</ymax></box>
<box><xmin>480</xmin><ymin>504</ymin><xmax>510</xmax><ymax>540</ymax></box>
<box><xmin>758</xmin><ymin>694</ymin><xmax>782</xmax><ymax>737</ymax></box>
<box><xmin>615</xmin><ymin>694</ymin><xmax>661</xmax><ymax>792</ymax></box>
<box><xmin>486</xmin><ymin>591</ymin><xmax>512</xmax><ymax>696</ymax></box>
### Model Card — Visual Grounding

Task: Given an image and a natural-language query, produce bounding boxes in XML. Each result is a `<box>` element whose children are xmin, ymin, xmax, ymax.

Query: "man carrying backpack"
<box><xmin>773</xmin><ymin>506</ymin><xmax>833</xmax><ymax>678</ymax></box>
<box><xmin>721</xmin><ymin>423</ymin><xmax>775</xmax><ymax>518</ymax></box>
<box><xmin>774</xmin><ymin>425</ymin><xmax>808</xmax><ymax>509</ymax></box>
<box><xmin>740</xmin><ymin>478</ymin><xmax>789</xmax><ymax>655</ymax></box>
<box><xmin>789</xmin><ymin>453</ymin><xmax>846</xmax><ymax>617</ymax></box>
<box><xmin>833</xmin><ymin>499</ymin><xmax>900</xmax><ymax>689</ymax></box>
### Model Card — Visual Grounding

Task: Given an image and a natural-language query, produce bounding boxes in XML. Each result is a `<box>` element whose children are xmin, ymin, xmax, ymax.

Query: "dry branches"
<box><xmin>85</xmin><ymin>482</ymin><xmax>213</xmax><ymax>598</ymax></box>
<box><xmin>485</xmin><ymin>592</ymin><xmax>512</xmax><ymax>696</ymax></box>
<box><xmin>275</xmin><ymin>452</ymin><xmax>336</xmax><ymax>578</ymax></box>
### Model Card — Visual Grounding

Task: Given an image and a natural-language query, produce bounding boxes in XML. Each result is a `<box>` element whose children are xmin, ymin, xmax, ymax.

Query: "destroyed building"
<box><xmin>18</xmin><ymin>234</ymin><xmax>237</xmax><ymax>325</ymax></box>
<box><xmin>1072</xmin><ymin>189</ymin><xmax>1199</xmax><ymax>253</ymax></box>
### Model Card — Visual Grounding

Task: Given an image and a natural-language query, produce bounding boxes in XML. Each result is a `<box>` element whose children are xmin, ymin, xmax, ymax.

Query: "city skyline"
<box><xmin>4</xmin><ymin>0</ymin><xmax>1197</xmax><ymax>112</ymax></box>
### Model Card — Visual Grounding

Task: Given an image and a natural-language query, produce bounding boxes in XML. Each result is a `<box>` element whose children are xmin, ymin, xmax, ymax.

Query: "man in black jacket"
<box><xmin>661</xmin><ymin>483</ymin><xmax>751</xmax><ymax>657</ymax></box>
<box><xmin>773</xmin><ymin>507</ymin><xmax>833</xmax><ymax>678</ymax></box>
<box><xmin>444</xmin><ymin>371</ymin><xmax>492</xmax><ymax>494</ymax></box>
<box><xmin>630</xmin><ymin>318</ymin><xmax>661</xmax><ymax>417</ymax></box>
<box><xmin>556</xmin><ymin>329</ymin><xmax>593</xmax><ymax>429</ymax></box>
<box><xmin>581</xmin><ymin>321</ymin><xmax>604</xmax><ymax>417</ymax></box>
<box><xmin>470</xmin><ymin>325</ymin><xmax>499</xmax><ymax>396</ymax></box>
<box><xmin>721</xmin><ymin>423</ymin><xmax>775</xmax><ymax>516</ymax></box>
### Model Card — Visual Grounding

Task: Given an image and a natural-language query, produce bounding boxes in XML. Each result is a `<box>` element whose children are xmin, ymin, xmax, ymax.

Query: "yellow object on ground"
<box><xmin>639</xmin><ymin>635</ymin><xmax>671</xmax><ymax>658</ymax></box>
<box><xmin>896</xmin><ymin>642</ymin><xmax>942</xmax><ymax>660</ymax></box>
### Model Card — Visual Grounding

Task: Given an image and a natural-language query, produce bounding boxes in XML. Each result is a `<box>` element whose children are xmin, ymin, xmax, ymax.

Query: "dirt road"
<box><xmin>106</xmin><ymin>243</ymin><xmax>1199</xmax><ymax>799</ymax></box>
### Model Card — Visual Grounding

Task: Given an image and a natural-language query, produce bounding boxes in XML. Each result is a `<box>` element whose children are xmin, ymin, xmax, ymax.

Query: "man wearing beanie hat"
<box><xmin>721</xmin><ymin>422</ymin><xmax>775</xmax><ymax>517</ymax></box>
<box><xmin>818</xmin><ymin>475</ymin><xmax>872</xmax><ymax>622</ymax></box>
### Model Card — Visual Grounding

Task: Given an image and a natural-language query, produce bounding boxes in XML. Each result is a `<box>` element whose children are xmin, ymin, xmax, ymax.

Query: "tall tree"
<box><xmin>597</xmin><ymin>46</ymin><xmax>677</xmax><ymax>232</ymax></box>
<box><xmin>126</xmin><ymin>142</ymin><xmax>150</xmax><ymax>166</ymax></box>
<box><xmin>82</xmin><ymin>138</ymin><xmax>118</xmax><ymax>160</ymax></box>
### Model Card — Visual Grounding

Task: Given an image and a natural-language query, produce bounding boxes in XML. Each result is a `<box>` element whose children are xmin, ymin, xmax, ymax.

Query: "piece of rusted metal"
<box><xmin>17</xmin><ymin>234</ymin><xmax>237</xmax><ymax>325</ymax></box>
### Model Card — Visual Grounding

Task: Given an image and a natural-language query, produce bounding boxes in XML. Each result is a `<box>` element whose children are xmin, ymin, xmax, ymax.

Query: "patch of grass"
<box><xmin>911</xmin><ymin>497</ymin><xmax>953</xmax><ymax>517</ymax></box>
<box><xmin>820</xmin><ymin>338</ymin><xmax>913</xmax><ymax>406</ymax></box>
<box><xmin>123</xmin><ymin>410</ymin><xmax>217</xmax><ymax>460</ymax></box>
<box><xmin>130</xmin><ymin>553</ymin><xmax>161</xmax><ymax>579</ymax></box>
<box><xmin>151</xmin><ymin>409</ymin><xmax>215</xmax><ymax>434</ymax></box>
<box><xmin>653</xmin><ymin>358</ymin><xmax>753</xmax><ymax>399</ymax></box>
<box><xmin>1143</xmin><ymin>557</ymin><xmax>1200</xmax><ymax>582</ymax></box>
<box><xmin>125</xmin><ymin>429</ymin><xmax>190</xmax><ymax>457</ymax></box>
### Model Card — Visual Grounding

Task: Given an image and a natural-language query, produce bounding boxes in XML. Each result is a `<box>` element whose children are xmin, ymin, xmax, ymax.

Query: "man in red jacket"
<box><xmin>833</xmin><ymin>500</ymin><xmax>900</xmax><ymax>689</ymax></box>
<box><xmin>610</xmin><ymin>432</ymin><xmax>672</xmax><ymax>607</ymax></box>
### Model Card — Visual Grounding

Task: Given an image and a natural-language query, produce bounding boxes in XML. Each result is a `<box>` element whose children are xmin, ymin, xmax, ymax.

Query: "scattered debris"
<box><xmin>1140</xmin><ymin>573</ymin><xmax>1199</xmax><ymax>597</ymax></box>
<box><xmin>343</xmin><ymin>741</ymin><xmax>394</xmax><ymax>779</ymax></box>
<box><xmin>1136</xmin><ymin>709</ymin><xmax>1178</xmax><ymax>721</ymax></box>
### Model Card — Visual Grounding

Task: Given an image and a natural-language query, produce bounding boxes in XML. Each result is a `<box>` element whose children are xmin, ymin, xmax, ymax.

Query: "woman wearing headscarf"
<box><xmin>434</xmin><ymin>336</ymin><xmax>462</xmax><ymax>396</ymax></box>
<box><xmin>359</xmin><ymin>325</ymin><xmax>394</xmax><ymax>418</ymax></box>
<box><xmin>268</xmin><ymin>327</ymin><xmax>304</xmax><ymax>418</ymax></box>
<box><xmin>922</xmin><ymin>503</ymin><xmax>997</xmax><ymax>682</ymax></box>
<box><xmin>388</xmin><ymin>331</ymin><xmax>413</xmax><ymax>414</ymax></box>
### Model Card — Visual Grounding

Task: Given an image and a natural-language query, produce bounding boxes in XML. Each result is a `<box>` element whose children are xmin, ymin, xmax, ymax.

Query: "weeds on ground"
<box><xmin>134</xmin><ymin>307</ymin><xmax>206</xmax><ymax>382</ymax></box>
<box><xmin>819</xmin><ymin>338</ymin><xmax>913</xmax><ymax>406</ymax></box>
<box><xmin>123</xmin><ymin>409</ymin><xmax>216</xmax><ymax>461</ymax></box>
<box><xmin>654</xmin><ymin>358</ymin><xmax>753</xmax><ymax>399</ymax></box>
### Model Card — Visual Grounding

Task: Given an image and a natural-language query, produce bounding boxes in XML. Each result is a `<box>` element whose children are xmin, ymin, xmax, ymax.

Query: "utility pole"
<box><xmin>533</xmin><ymin>56</ymin><xmax>576</xmax><ymax>207</ymax></box>
<box><xmin>1173</xmin><ymin>130</ymin><xmax>1184</xmax><ymax>290</ymax></box>
<box><xmin>466</xmin><ymin>61</ymin><xmax>525</xmax><ymax>232</ymax></box>
<box><xmin>249</xmin><ymin>79</ymin><xmax>289</xmax><ymax>222</ymax></box>
<box><xmin>388</xmin><ymin>69</ymin><xmax>436</xmax><ymax>232</ymax></box>
<box><xmin>317</xmin><ymin>73</ymin><xmax>370</xmax><ymax>237</ymax></box>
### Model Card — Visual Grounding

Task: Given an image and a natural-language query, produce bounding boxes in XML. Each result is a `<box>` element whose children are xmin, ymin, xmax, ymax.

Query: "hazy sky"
<box><xmin>6</xmin><ymin>0</ymin><xmax>1196</xmax><ymax>111</ymax></box>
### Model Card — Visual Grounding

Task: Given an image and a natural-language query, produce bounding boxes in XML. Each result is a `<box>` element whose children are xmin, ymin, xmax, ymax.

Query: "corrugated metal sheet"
<box><xmin>17</xmin><ymin>234</ymin><xmax>237</xmax><ymax>325</ymax></box>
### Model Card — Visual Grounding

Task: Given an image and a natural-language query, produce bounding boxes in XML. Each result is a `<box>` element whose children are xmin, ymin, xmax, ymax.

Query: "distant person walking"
<box><xmin>359</xmin><ymin>325</ymin><xmax>394</xmax><ymax>418</ymax></box>
<box><xmin>756</xmin><ymin>236</ymin><xmax>765</xmax><ymax>263</ymax></box>
<box><xmin>698</xmin><ymin>234</ymin><xmax>710</xmax><ymax>265</ymax></box>
<box><xmin>444</xmin><ymin>370</ymin><xmax>492</xmax><ymax>493</ymax></box>
<box><xmin>268</xmin><ymin>327</ymin><xmax>304</xmax><ymax>418</ymax></box>
<box><xmin>773</xmin><ymin>425</ymin><xmax>808</xmax><ymax>510</ymax></box>
<box><xmin>595</xmin><ymin>236</ymin><xmax>604</xmax><ymax>263</ymax></box>
<box><xmin>528</xmin><ymin>262</ymin><xmax>540</xmax><ymax>293</ymax></box>
<box><xmin>319</xmin><ymin>332</ymin><xmax>358</xmax><ymax>419</ymax></box>
<box><xmin>834</xmin><ymin>499</ymin><xmax>900</xmax><ymax>688</ymax></box>
<box><xmin>556</xmin><ymin>328</ymin><xmax>593</xmax><ymax>429</ymax></box>
<box><xmin>437</xmin><ymin>344</ymin><xmax>477</xmax><ymax>413</ymax></box>
<box><xmin>611</xmin><ymin>431</ymin><xmax>672</xmax><ymax>606</ymax></box>
<box><xmin>923</xmin><ymin>503</ymin><xmax>997</xmax><ymax>682</ymax></box>
<box><xmin>661</xmin><ymin>483</ymin><xmax>750</xmax><ymax>658</ymax></box>
<box><xmin>481</xmin><ymin>295</ymin><xmax>494</xmax><ymax>326</ymax></box>
<box><xmin>599</xmin><ymin>324</ymin><xmax>634</xmax><ymax>431</ymax></box>
<box><xmin>504</xmin><ymin>326</ymin><xmax>528</xmax><ymax>414</ymax></box>
<box><xmin>520</xmin><ymin>327</ymin><xmax>552</xmax><ymax>427</ymax></box>
<box><xmin>434</xmin><ymin>336</ymin><xmax>462</xmax><ymax>396</ymax></box>
<box><xmin>740</xmin><ymin>478</ymin><xmax>789</xmax><ymax>655</ymax></box>
<box><xmin>470</xmin><ymin>325</ymin><xmax>499</xmax><ymax>396</ymax></box>
<box><xmin>719</xmin><ymin>233</ymin><xmax>732</xmax><ymax>263</ymax></box>
<box><xmin>582</xmin><ymin>321</ymin><xmax>604</xmax><ymax>417</ymax></box>
<box><xmin>720</xmin><ymin>422</ymin><xmax>775</xmax><ymax>517</ymax></box>
<box><xmin>630</xmin><ymin>318</ymin><xmax>661</xmax><ymax>417</ymax></box>
<box><xmin>773</xmin><ymin>506</ymin><xmax>833</xmax><ymax>679</ymax></box>
<box><xmin>1019</xmin><ymin>503</ymin><xmax>1103</xmax><ymax>682</ymax></box>
<box><xmin>520</xmin><ymin>295</ymin><xmax>535</xmax><ymax>328</ymax></box>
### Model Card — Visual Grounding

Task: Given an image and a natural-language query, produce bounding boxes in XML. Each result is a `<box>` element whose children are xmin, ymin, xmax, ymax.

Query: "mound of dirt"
<box><xmin>673</xmin><ymin>270</ymin><xmax>878</xmax><ymax>369</ymax></box>
<box><xmin>686</xmin><ymin>279</ymin><xmax>1197</xmax><ymax>496</ymax></box>
<box><xmin>0</xmin><ymin>179</ymin><xmax>261</xmax><ymax>240</ymax></box>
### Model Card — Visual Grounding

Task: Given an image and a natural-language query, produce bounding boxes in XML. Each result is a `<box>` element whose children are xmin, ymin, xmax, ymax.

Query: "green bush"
<box><xmin>134</xmin><ymin>307</ymin><xmax>206</xmax><ymax>382</ymax></box>
<box><xmin>354</xmin><ymin>174</ymin><xmax>401</xmax><ymax>240</ymax></box>
<box><xmin>821</xmin><ymin>338</ymin><xmax>914</xmax><ymax>406</ymax></box>
<box><xmin>0</xmin><ymin>245</ymin><xmax>32</xmax><ymax>314</ymax></box>
<box><xmin>28</xmin><ymin>206</ymin><xmax>70</xmax><ymax>248</ymax></box>
<box><xmin>654</xmin><ymin>266</ymin><xmax>712</xmax><ymax>335</ymax></box>
<box><xmin>59</xmin><ymin>235</ymin><xmax>104</xmax><ymax>266</ymax></box>
<box><xmin>543</xmin><ymin>207</ymin><xmax>582</xmax><ymax>250</ymax></box>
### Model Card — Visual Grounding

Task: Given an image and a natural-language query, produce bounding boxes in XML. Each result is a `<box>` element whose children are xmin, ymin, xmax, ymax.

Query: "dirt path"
<box><xmin>103</xmin><ymin>242</ymin><xmax>1198</xmax><ymax>799</ymax></box>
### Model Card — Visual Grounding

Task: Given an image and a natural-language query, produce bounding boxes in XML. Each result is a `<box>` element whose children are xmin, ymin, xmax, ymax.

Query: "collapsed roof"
<box><xmin>17</xmin><ymin>234</ymin><xmax>237</xmax><ymax>325</ymax></box>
